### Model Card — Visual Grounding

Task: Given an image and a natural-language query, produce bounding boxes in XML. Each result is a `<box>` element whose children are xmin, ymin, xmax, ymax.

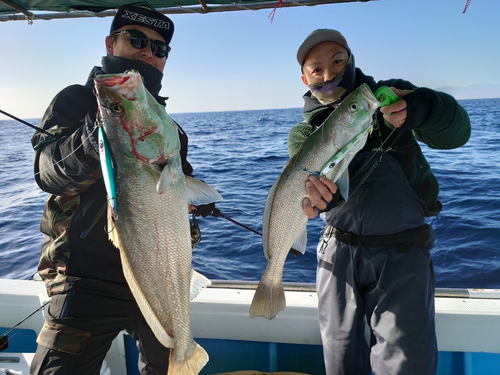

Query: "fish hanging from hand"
<box><xmin>95</xmin><ymin>70</ymin><xmax>222</xmax><ymax>374</ymax></box>
<box><xmin>250</xmin><ymin>83</ymin><xmax>379</xmax><ymax>320</ymax></box>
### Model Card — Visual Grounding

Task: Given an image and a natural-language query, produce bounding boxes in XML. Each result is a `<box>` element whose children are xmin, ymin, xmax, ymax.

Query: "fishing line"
<box><xmin>1</xmin><ymin>126</ymin><xmax>98</xmax><ymax>195</ymax></box>
<box><xmin>324</xmin><ymin>125</ymin><xmax>398</xmax><ymax>223</ymax></box>
<box><xmin>0</xmin><ymin>300</ymin><xmax>50</xmax><ymax>349</ymax></box>
<box><xmin>358</xmin><ymin>126</ymin><xmax>398</xmax><ymax>172</ymax></box>
<box><xmin>319</xmin><ymin>125</ymin><xmax>405</xmax><ymax>253</ymax></box>
<box><xmin>34</xmin><ymin>127</ymin><xmax>98</xmax><ymax>177</ymax></box>
<box><xmin>1</xmin><ymin>108</ymin><xmax>98</xmax><ymax>193</ymax></box>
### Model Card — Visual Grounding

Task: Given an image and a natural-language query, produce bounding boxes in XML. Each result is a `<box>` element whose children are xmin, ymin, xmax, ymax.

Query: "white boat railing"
<box><xmin>209</xmin><ymin>279</ymin><xmax>500</xmax><ymax>299</ymax></box>
<box><xmin>1</xmin><ymin>278</ymin><xmax>500</xmax><ymax>354</ymax></box>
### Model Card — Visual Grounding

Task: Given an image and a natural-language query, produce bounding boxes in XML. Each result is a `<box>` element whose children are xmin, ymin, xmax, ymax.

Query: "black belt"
<box><xmin>333</xmin><ymin>224</ymin><xmax>434</xmax><ymax>248</ymax></box>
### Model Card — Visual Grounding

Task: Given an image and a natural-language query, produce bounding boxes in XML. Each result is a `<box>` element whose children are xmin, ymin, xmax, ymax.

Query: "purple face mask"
<box><xmin>307</xmin><ymin>54</ymin><xmax>355</xmax><ymax>105</ymax></box>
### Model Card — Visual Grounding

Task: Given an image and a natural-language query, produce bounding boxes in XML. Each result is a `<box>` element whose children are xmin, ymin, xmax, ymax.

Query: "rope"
<box><xmin>463</xmin><ymin>0</ymin><xmax>471</xmax><ymax>13</ymax></box>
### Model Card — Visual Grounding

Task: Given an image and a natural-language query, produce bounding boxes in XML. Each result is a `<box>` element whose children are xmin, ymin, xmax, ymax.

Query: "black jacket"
<box><xmin>31</xmin><ymin>57</ymin><xmax>192</xmax><ymax>297</ymax></box>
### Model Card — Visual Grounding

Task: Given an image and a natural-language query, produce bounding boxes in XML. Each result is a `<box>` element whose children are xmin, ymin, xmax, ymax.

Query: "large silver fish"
<box><xmin>94</xmin><ymin>70</ymin><xmax>222</xmax><ymax>374</ymax></box>
<box><xmin>250</xmin><ymin>83</ymin><xmax>379</xmax><ymax>319</ymax></box>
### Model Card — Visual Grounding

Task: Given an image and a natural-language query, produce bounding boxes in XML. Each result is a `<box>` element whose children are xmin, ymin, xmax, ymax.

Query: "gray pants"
<box><xmin>317</xmin><ymin>240</ymin><xmax>437</xmax><ymax>375</ymax></box>
<box><xmin>317</xmin><ymin>152</ymin><xmax>438</xmax><ymax>374</ymax></box>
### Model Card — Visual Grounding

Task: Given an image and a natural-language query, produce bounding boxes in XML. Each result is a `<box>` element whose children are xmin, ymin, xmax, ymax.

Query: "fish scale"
<box><xmin>250</xmin><ymin>83</ymin><xmax>379</xmax><ymax>320</ymax></box>
<box><xmin>95</xmin><ymin>70</ymin><xmax>222</xmax><ymax>374</ymax></box>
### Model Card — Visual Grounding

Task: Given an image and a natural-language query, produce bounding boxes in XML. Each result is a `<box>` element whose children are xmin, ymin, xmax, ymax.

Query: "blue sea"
<box><xmin>0</xmin><ymin>99</ymin><xmax>499</xmax><ymax>289</ymax></box>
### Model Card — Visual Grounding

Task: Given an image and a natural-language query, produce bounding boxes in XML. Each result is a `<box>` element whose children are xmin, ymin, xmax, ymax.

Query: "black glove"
<box><xmin>83</xmin><ymin>111</ymin><xmax>99</xmax><ymax>153</ymax></box>
<box><xmin>319</xmin><ymin>189</ymin><xmax>342</xmax><ymax>213</ymax></box>
<box><xmin>193</xmin><ymin>203</ymin><xmax>220</xmax><ymax>218</ymax></box>
<box><xmin>401</xmin><ymin>91</ymin><xmax>433</xmax><ymax>131</ymax></box>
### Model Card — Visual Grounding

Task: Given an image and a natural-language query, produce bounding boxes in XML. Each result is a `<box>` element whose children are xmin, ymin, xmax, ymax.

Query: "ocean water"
<box><xmin>0</xmin><ymin>99</ymin><xmax>499</xmax><ymax>288</ymax></box>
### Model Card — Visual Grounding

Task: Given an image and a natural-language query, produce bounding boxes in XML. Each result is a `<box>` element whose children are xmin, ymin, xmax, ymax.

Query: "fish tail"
<box><xmin>249</xmin><ymin>276</ymin><xmax>286</xmax><ymax>319</ymax></box>
<box><xmin>167</xmin><ymin>342</ymin><xmax>209</xmax><ymax>375</ymax></box>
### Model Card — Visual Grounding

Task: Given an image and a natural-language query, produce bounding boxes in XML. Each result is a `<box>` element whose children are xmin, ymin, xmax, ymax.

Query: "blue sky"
<box><xmin>1</xmin><ymin>0</ymin><xmax>499</xmax><ymax>120</ymax></box>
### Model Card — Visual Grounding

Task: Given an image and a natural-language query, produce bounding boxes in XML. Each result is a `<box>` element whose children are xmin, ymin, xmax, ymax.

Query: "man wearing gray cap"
<box><xmin>288</xmin><ymin>29</ymin><xmax>471</xmax><ymax>374</ymax></box>
<box><xmin>30</xmin><ymin>2</ymin><xmax>214</xmax><ymax>374</ymax></box>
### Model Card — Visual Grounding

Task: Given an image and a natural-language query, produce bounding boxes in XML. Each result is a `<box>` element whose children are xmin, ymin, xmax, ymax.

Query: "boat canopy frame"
<box><xmin>0</xmin><ymin>0</ymin><xmax>373</xmax><ymax>22</ymax></box>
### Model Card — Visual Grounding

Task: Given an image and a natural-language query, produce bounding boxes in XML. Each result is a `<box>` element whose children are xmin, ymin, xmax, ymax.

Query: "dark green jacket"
<box><xmin>288</xmin><ymin>69</ymin><xmax>471</xmax><ymax>215</ymax></box>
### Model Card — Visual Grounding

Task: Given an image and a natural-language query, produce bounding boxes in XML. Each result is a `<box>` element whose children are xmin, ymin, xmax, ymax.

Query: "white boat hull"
<box><xmin>1</xmin><ymin>278</ymin><xmax>500</xmax><ymax>374</ymax></box>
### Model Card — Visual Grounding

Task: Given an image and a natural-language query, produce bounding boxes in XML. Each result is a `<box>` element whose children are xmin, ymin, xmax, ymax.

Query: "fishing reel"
<box><xmin>190</xmin><ymin>214</ymin><xmax>201</xmax><ymax>248</ymax></box>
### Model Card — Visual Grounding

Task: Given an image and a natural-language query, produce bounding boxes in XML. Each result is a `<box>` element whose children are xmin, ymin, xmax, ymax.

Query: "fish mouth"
<box><xmin>94</xmin><ymin>72</ymin><xmax>141</xmax><ymax>102</ymax></box>
<box><xmin>362</xmin><ymin>85</ymin><xmax>380</xmax><ymax>111</ymax></box>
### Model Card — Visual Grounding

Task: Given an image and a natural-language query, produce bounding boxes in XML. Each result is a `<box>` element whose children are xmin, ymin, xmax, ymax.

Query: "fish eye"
<box><xmin>348</xmin><ymin>103</ymin><xmax>358</xmax><ymax>113</ymax></box>
<box><xmin>106</xmin><ymin>102</ymin><xmax>123</xmax><ymax>115</ymax></box>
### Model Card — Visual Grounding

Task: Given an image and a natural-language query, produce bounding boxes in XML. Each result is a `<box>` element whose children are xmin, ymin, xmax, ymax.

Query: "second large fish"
<box><xmin>94</xmin><ymin>70</ymin><xmax>222</xmax><ymax>374</ymax></box>
<box><xmin>250</xmin><ymin>83</ymin><xmax>379</xmax><ymax>319</ymax></box>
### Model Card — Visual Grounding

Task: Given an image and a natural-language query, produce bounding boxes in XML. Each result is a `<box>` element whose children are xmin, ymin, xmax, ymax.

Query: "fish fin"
<box><xmin>291</xmin><ymin>226</ymin><xmax>308</xmax><ymax>255</ymax></box>
<box><xmin>157</xmin><ymin>161</ymin><xmax>180</xmax><ymax>194</ymax></box>
<box><xmin>325</xmin><ymin>154</ymin><xmax>351</xmax><ymax>200</ymax></box>
<box><xmin>116</xmin><ymin>238</ymin><xmax>175</xmax><ymax>348</ymax></box>
<box><xmin>184</xmin><ymin>176</ymin><xmax>223</xmax><ymax>205</ymax></box>
<box><xmin>190</xmin><ymin>269</ymin><xmax>211</xmax><ymax>300</ymax></box>
<box><xmin>281</xmin><ymin>159</ymin><xmax>290</xmax><ymax>171</ymax></box>
<box><xmin>167</xmin><ymin>342</ymin><xmax>209</xmax><ymax>375</ymax></box>
<box><xmin>334</xmin><ymin>167</ymin><xmax>350</xmax><ymax>200</ymax></box>
<box><xmin>249</xmin><ymin>269</ymin><xmax>286</xmax><ymax>320</ymax></box>
<box><xmin>323</xmin><ymin>127</ymin><xmax>370</xmax><ymax>199</ymax></box>
<box><xmin>173</xmin><ymin>120</ymin><xmax>183</xmax><ymax>134</ymax></box>
<box><xmin>262</xmin><ymin>176</ymin><xmax>282</xmax><ymax>260</ymax></box>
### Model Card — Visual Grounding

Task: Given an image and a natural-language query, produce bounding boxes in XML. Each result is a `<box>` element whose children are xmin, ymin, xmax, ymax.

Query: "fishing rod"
<box><xmin>1</xmin><ymin>108</ymin><xmax>57</xmax><ymax>150</ymax></box>
<box><xmin>0</xmin><ymin>300</ymin><xmax>50</xmax><ymax>352</ymax></box>
<box><xmin>210</xmin><ymin>209</ymin><xmax>302</xmax><ymax>256</ymax></box>
<box><xmin>0</xmin><ymin>109</ymin><xmax>52</xmax><ymax>136</ymax></box>
<box><xmin>217</xmin><ymin>211</ymin><xmax>262</xmax><ymax>236</ymax></box>
<box><xmin>2</xmin><ymin>107</ymin><xmax>299</xmax><ymax>254</ymax></box>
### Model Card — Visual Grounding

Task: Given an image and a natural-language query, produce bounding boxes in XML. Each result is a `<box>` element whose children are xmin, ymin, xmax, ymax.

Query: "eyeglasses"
<box><xmin>111</xmin><ymin>29</ymin><xmax>170</xmax><ymax>58</ymax></box>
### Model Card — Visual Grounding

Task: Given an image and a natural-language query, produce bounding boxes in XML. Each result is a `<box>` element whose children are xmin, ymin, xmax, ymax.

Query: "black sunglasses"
<box><xmin>111</xmin><ymin>29</ymin><xmax>170</xmax><ymax>58</ymax></box>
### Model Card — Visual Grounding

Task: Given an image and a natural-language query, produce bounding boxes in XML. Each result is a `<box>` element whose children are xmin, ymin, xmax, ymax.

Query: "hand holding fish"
<box><xmin>303</xmin><ymin>175</ymin><xmax>338</xmax><ymax>219</ymax></box>
<box><xmin>94</xmin><ymin>71</ymin><xmax>223</xmax><ymax>373</ymax></box>
<box><xmin>250</xmin><ymin>84</ymin><xmax>379</xmax><ymax>320</ymax></box>
<box><xmin>380</xmin><ymin>87</ymin><xmax>413</xmax><ymax>128</ymax></box>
